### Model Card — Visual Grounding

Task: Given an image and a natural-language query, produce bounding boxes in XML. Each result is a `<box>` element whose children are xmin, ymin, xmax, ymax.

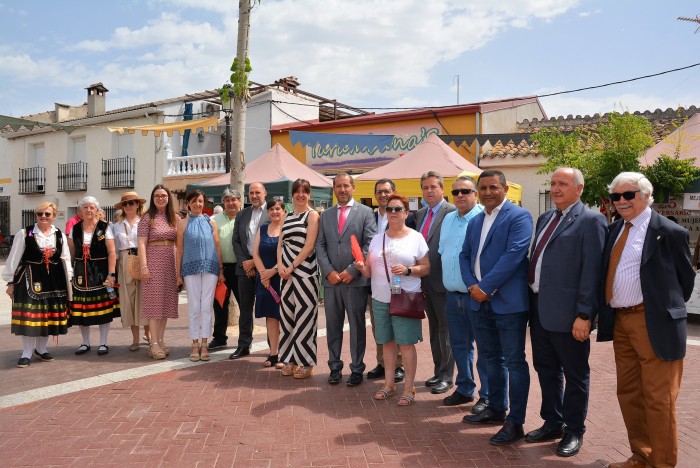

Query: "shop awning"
<box><xmin>108</xmin><ymin>115</ymin><xmax>220</xmax><ymax>137</ymax></box>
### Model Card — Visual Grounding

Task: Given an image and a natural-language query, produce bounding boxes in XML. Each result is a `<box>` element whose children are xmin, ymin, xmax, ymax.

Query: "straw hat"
<box><xmin>114</xmin><ymin>191</ymin><xmax>147</xmax><ymax>209</ymax></box>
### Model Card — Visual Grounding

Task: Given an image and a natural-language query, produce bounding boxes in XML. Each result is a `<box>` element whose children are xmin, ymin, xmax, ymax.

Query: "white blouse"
<box><xmin>2</xmin><ymin>225</ymin><xmax>73</xmax><ymax>282</ymax></box>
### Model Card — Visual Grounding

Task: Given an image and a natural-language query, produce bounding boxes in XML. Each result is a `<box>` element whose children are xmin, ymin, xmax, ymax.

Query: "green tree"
<box><xmin>643</xmin><ymin>156</ymin><xmax>700</xmax><ymax>203</ymax></box>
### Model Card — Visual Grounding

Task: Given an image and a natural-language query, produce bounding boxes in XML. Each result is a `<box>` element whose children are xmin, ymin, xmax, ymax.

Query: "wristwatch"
<box><xmin>577</xmin><ymin>313</ymin><xmax>590</xmax><ymax>320</ymax></box>
<box><xmin>405</xmin><ymin>267</ymin><xmax>412</xmax><ymax>277</ymax></box>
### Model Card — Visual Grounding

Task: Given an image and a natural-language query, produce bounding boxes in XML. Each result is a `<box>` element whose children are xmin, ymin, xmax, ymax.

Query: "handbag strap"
<box><xmin>382</xmin><ymin>234</ymin><xmax>391</xmax><ymax>283</ymax></box>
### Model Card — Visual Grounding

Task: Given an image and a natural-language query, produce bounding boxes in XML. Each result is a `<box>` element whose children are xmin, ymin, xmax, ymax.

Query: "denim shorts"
<box><xmin>371</xmin><ymin>298</ymin><xmax>423</xmax><ymax>345</ymax></box>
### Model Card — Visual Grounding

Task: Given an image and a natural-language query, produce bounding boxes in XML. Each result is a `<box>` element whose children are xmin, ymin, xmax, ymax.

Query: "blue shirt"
<box><xmin>418</xmin><ymin>199</ymin><xmax>445</xmax><ymax>234</ymax></box>
<box><xmin>181</xmin><ymin>214</ymin><xmax>219</xmax><ymax>277</ymax></box>
<box><xmin>438</xmin><ymin>204</ymin><xmax>484</xmax><ymax>292</ymax></box>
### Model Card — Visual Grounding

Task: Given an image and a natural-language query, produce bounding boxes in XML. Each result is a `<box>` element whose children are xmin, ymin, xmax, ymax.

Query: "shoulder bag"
<box><xmin>123</xmin><ymin>223</ymin><xmax>142</xmax><ymax>280</ymax></box>
<box><xmin>382</xmin><ymin>234</ymin><xmax>425</xmax><ymax>319</ymax></box>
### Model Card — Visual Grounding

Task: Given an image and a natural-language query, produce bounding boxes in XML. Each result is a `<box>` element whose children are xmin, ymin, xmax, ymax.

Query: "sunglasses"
<box><xmin>610</xmin><ymin>190</ymin><xmax>640</xmax><ymax>202</ymax></box>
<box><xmin>123</xmin><ymin>200</ymin><xmax>139</xmax><ymax>206</ymax></box>
<box><xmin>36</xmin><ymin>212</ymin><xmax>52</xmax><ymax>217</ymax></box>
<box><xmin>385</xmin><ymin>206</ymin><xmax>406</xmax><ymax>213</ymax></box>
<box><xmin>451</xmin><ymin>188</ymin><xmax>476</xmax><ymax>196</ymax></box>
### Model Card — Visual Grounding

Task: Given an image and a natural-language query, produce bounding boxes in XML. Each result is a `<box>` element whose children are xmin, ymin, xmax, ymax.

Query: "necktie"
<box><xmin>528</xmin><ymin>210</ymin><xmax>562</xmax><ymax>285</ymax></box>
<box><xmin>338</xmin><ymin>205</ymin><xmax>348</xmax><ymax>235</ymax></box>
<box><xmin>421</xmin><ymin>209</ymin><xmax>434</xmax><ymax>241</ymax></box>
<box><xmin>605</xmin><ymin>221</ymin><xmax>633</xmax><ymax>304</ymax></box>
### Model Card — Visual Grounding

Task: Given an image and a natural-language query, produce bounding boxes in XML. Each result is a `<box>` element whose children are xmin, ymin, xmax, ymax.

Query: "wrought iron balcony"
<box><xmin>18</xmin><ymin>166</ymin><xmax>46</xmax><ymax>195</ymax></box>
<box><xmin>57</xmin><ymin>161</ymin><xmax>88</xmax><ymax>192</ymax></box>
<box><xmin>101</xmin><ymin>156</ymin><xmax>135</xmax><ymax>189</ymax></box>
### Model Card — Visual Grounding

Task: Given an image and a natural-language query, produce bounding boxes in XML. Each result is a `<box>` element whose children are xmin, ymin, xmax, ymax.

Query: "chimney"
<box><xmin>86</xmin><ymin>82</ymin><xmax>108</xmax><ymax>116</ymax></box>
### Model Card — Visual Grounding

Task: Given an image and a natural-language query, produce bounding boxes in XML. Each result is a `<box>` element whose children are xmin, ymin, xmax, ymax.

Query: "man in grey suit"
<box><xmin>229</xmin><ymin>182</ymin><xmax>269</xmax><ymax>360</ymax></box>
<box><xmin>316</xmin><ymin>173</ymin><xmax>377</xmax><ymax>387</ymax></box>
<box><xmin>415</xmin><ymin>170</ymin><xmax>456</xmax><ymax>394</ymax></box>
<box><xmin>526</xmin><ymin>168</ymin><xmax>606</xmax><ymax>457</ymax></box>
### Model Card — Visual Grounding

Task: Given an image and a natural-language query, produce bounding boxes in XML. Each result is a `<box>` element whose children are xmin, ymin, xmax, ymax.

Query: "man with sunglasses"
<box><xmin>366</xmin><ymin>179</ymin><xmax>416</xmax><ymax>383</ymax></box>
<box><xmin>525</xmin><ymin>168</ymin><xmax>606</xmax><ymax>457</ymax></box>
<box><xmin>438</xmin><ymin>176</ymin><xmax>488</xmax><ymax>411</ymax></box>
<box><xmin>598</xmin><ymin>172</ymin><xmax>694</xmax><ymax>468</ymax></box>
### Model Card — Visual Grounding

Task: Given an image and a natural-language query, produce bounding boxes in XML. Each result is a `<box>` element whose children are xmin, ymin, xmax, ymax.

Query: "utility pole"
<box><xmin>453</xmin><ymin>75</ymin><xmax>460</xmax><ymax>104</ymax></box>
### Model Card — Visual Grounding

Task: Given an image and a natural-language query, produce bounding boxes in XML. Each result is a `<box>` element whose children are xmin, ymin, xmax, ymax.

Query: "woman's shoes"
<box><xmin>264</xmin><ymin>355</ymin><xmax>279</xmax><ymax>368</ymax></box>
<box><xmin>275</xmin><ymin>361</ymin><xmax>285</xmax><ymax>370</ymax></box>
<box><xmin>281</xmin><ymin>363</ymin><xmax>298</xmax><ymax>376</ymax></box>
<box><xmin>373</xmin><ymin>385</ymin><xmax>396</xmax><ymax>400</ymax></box>
<box><xmin>129</xmin><ymin>342</ymin><xmax>140</xmax><ymax>352</ymax></box>
<box><xmin>397</xmin><ymin>387</ymin><xmax>416</xmax><ymax>406</ymax></box>
<box><xmin>143</xmin><ymin>335</ymin><xmax>151</xmax><ymax>345</ymax></box>
<box><xmin>75</xmin><ymin>344</ymin><xmax>91</xmax><ymax>355</ymax></box>
<box><xmin>293</xmin><ymin>366</ymin><xmax>314</xmax><ymax>379</ymax></box>
<box><xmin>190</xmin><ymin>344</ymin><xmax>201</xmax><ymax>362</ymax></box>
<box><xmin>97</xmin><ymin>345</ymin><xmax>109</xmax><ymax>356</ymax></box>
<box><xmin>149</xmin><ymin>344</ymin><xmax>166</xmax><ymax>360</ymax></box>
<box><xmin>158</xmin><ymin>340</ymin><xmax>170</xmax><ymax>356</ymax></box>
<box><xmin>199</xmin><ymin>346</ymin><xmax>210</xmax><ymax>361</ymax></box>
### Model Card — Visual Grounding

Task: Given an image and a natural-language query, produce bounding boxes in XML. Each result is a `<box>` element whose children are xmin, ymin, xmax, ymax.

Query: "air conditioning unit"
<box><xmin>201</xmin><ymin>103</ymin><xmax>221</xmax><ymax>118</ymax></box>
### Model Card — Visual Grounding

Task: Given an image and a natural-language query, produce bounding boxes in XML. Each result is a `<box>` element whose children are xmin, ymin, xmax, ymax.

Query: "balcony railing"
<box><xmin>166</xmin><ymin>153</ymin><xmax>225</xmax><ymax>176</ymax></box>
<box><xmin>58</xmin><ymin>161</ymin><xmax>88</xmax><ymax>192</ymax></box>
<box><xmin>102</xmin><ymin>156</ymin><xmax>135</xmax><ymax>189</ymax></box>
<box><xmin>18</xmin><ymin>166</ymin><xmax>46</xmax><ymax>195</ymax></box>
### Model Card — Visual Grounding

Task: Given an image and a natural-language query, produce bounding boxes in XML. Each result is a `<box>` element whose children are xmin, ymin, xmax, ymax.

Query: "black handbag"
<box><xmin>382</xmin><ymin>234</ymin><xmax>425</xmax><ymax>319</ymax></box>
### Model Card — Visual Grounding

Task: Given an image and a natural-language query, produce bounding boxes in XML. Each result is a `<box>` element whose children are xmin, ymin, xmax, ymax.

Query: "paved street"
<box><xmin>1</xmin><ymin>258</ymin><xmax>699</xmax><ymax>467</ymax></box>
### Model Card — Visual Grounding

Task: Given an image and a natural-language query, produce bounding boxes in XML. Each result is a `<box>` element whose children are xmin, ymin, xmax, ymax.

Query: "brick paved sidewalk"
<box><xmin>0</xmin><ymin>316</ymin><xmax>699</xmax><ymax>467</ymax></box>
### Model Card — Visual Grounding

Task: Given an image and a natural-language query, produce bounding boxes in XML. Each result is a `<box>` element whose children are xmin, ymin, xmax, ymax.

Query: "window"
<box><xmin>29</xmin><ymin>143</ymin><xmax>45</xmax><ymax>167</ymax></box>
<box><xmin>539</xmin><ymin>190</ymin><xmax>553</xmax><ymax>214</ymax></box>
<box><xmin>72</xmin><ymin>137</ymin><xmax>87</xmax><ymax>163</ymax></box>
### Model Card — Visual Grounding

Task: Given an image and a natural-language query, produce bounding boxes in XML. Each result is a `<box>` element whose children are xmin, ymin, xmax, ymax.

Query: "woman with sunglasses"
<box><xmin>114</xmin><ymin>191</ymin><xmax>150</xmax><ymax>351</ymax></box>
<box><xmin>68</xmin><ymin>196</ymin><xmax>120</xmax><ymax>356</ymax></box>
<box><xmin>138</xmin><ymin>185</ymin><xmax>179</xmax><ymax>360</ymax></box>
<box><xmin>354</xmin><ymin>194</ymin><xmax>430</xmax><ymax>406</ymax></box>
<box><xmin>2</xmin><ymin>202</ymin><xmax>73</xmax><ymax>367</ymax></box>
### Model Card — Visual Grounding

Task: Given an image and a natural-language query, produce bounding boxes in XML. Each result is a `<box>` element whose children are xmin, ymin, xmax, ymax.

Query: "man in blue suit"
<box><xmin>525</xmin><ymin>168</ymin><xmax>606</xmax><ymax>457</ymax></box>
<box><xmin>459</xmin><ymin>169</ymin><xmax>533</xmax><ymax>445</ymax></box>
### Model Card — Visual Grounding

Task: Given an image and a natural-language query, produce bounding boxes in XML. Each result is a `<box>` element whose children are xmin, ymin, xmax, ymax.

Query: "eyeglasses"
<box><xmin>123</xmin><ymin>200</ymin><xmax>138</xmax><ymax>206</ymax></box>
<box><xmin>451</xmin><ymin>189</ymin><xmax>476</xmax><ymax>196</ymax></box>
<box><xmin>153</xmin><ymin>194</ymin><xmax>169</xmax><ymax>199</ymax></box>
<box><xmin>375</xmin><ymin>190</ymin><xmax>392</xmax><ymax>195</ymax></box>
<box><xmin>610</xmin><ymin>190</ymin><xmax>640</xmax><ymax>202</ymax></box>
<box><xmin>385</xmin><ymin>206</ymin><xmax>406</xmax><ymax>213</ymax></box>
<box><xmin>36</xmin><ymin>212</ymin><xmax>52</xmax><ymax>218</ymax></box>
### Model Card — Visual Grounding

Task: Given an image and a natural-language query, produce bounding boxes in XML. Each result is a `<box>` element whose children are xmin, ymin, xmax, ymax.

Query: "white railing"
<box><xmin>166</xmin><ymin>152</ymin><xmax>226</xmax><ymax>176</ymax></box>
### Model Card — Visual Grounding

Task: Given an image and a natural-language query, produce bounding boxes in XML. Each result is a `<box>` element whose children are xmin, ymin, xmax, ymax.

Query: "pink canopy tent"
<box><xmin>641</xmin><ymin>113</ymin><xmax>700</xmax><ymax>167</ymax></box>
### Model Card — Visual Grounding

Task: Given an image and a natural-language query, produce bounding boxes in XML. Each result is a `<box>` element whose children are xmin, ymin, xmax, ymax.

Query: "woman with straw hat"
<box><xmin>114</xmin><ymin>191</ymin><xmax>151</xmax><ymax>351</ymax></box>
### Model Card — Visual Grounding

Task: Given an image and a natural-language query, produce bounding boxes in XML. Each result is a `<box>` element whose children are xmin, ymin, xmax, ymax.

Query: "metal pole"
<box><xmin>225</xmin><ymin>111</ymin><xmax>231</xmax><ymax>174</ymax></box>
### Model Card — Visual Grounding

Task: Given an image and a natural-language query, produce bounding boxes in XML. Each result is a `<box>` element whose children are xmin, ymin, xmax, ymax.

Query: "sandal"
<box><xmin>149</xmin><ymin>344</ymin><xmax>166</xmax><ymax>360</ymax></box>
<box><xmin>373</xmin><ymin>385</ymin><xmax>396</xmax><ymax>400</ymax></box>
<box><xmin>189</xmin><ymin>344</ymin><xmax>201</xmax><ymax>362</ymax></box>
<box><xmin>281</xmin><ymin>363</ymin><xmax>298</xmax><ymax>376</ymax></box>
<box><xmin>158</xmin><ymin>340</ymin><xmax>170</xmax><ymax>356</ymax></box>
<box><xmin>293</xmin><ymin>366</ymin><xmax>314</xmax><ymax>379</ymax></box>
<box><xmin>143</xmin><ymin>335</ymin><xmax>151</xmax><ymax>345</ymax></box>
<box><xmin>199</xmin><ymin>346</ymin><xmax>210</xmax><ymax>361</ymax></box>
<box><xmin>397</xmin><ymin>387</ymin><xmax>416</xmax><ymax>406</ymax></box>
<box><xmin>275</xmin><ymin>361</ymin><xmax>285</xmax><ymax>370</ymax></box>
<box><xmin>264</xmin><ymin>355</ymin><xmax>279</xmax><ymax>368</ymax></box>
<box><xmin>129</xmin><ymin>342</ymin><xmax>140</xmax><ymax>352</ymax></box>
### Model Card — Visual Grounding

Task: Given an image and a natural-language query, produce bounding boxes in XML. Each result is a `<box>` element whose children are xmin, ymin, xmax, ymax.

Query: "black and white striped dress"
<box><xmin>278</xmin><ymin>210</ymin><xmax>319</xmax><ymax>366</ymax></box>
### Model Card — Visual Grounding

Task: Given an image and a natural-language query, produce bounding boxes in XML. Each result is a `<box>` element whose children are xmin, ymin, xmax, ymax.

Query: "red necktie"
<box><xmin>528</xmin><ymin>210</ymin><xmax>562</xmax><ymax>285</ymax></box>
<box><xmin>338</xmin><ymin>205</ymin><xmax>348</xmax><ymax>235</ymax></box>
<box><xmin>421</xmin><ymin>209</ymin><xmax>433</xmax><ymax>241</ymax></box>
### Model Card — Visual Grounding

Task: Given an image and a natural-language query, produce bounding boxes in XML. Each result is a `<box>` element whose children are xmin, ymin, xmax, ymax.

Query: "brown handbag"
<box><xmin>123</xmin><ymin>224</ymin><xmax>141</xmax><ymax>280</ymax></box>
<box><xmin>382</xmin><ymin>234</ymin><xmax>425</xmax><ymax>320</ymax></box>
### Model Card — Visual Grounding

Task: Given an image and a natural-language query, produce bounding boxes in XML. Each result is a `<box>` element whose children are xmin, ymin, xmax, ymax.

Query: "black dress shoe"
<box><xmin>228</xmin><ymin>347</ymin><xmax>251</xmax><ymax>360</ymax></box>
<box><xmin>328</xmin><ymin>370</ymin><xmax>342</xmax><ymax>384</ymax></box>
<box><xmin>556</xmin><ymin>434</ymin><xmax>582</xmax><ymax>457</ymax></box>
<box><xmin>471</xmin><ymin>398</ymin><xmax>489</xmax><ymax>414</ymax></box>
<box><xmin>524</xmin><ymin>423</ymin><xmax>565</xmax><ymax>443</ymax></box>
<box><xmin>394</xmin><ymin>367</ymin><xmax>405</xmax><ymax>382</ymax></box>
<box><xmin>17</xmin><ymin>357</ymin><xmax>31</xmax><ymax>368</ymax></box>
<box><xmin>75</xmin><ymin>344</ymin><xmax>91</xmax><ymax>355</ymax></box>
<box><xmin>347</xmin><ymin>372</ymin><xmax>363</xmax><ymax>387</ymax></box>
<box><xmin>367</xmin><ymin>364</ymin><xmax>385</xmax><ymax>379</ymax></box>
<box><xmin>490</xmin><ymin>421</ymin><xmax>524</xmax><ymax>445</ymax></box>
<box><xmin>34</xmin><ymin>350</ymin><xmax>54</xmax><ymax>361</ymax></box>
<box><xmin>207</xmin><ymin>340</ymin><xmax>227</xmax><ymax>350</ymax></box>
<box><xmin>97</xmin><ymin>345</ymin><xmax>109</xmax><ymax>356</ymax></box>
<box><xmin>425</xmin><ymin>375</ymin><xmax>440</xmax><ymax>387</ymax></box>
<box><xmin>463</xmin><ymin>408</ymin><xmax>507</xmax><ymax>424</ymax></box>
<box><xmin>431</xmin><ymin>380</ymin><xmax>453</xmax><ymax>394</ymax></box>
<box><xmin>443</xmin><ymin>391</ymin><xmax>474</xmax><ymax>406</ymax></box>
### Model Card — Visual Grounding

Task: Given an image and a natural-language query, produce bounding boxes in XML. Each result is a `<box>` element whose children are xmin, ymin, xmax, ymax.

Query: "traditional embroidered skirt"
<box><xmin>11</xmin><ymin>267</ymin><xmax>69</xmax><ymax>337</ymax></box>
<box><xmin>69</xmin><ymin>259</ymin><xmax>120</xmax><ymax>326</ymax></box>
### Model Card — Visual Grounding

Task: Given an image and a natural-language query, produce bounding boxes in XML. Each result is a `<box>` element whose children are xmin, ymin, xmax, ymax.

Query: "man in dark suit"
<box><xmin>459</xmin><ymin>169</ymin><xmax>533</xmax><ymax>445</ymax></box>
<box><xmin>366</xmin><ymin>178</ymin><xmax>415</xmax><ymax>383</ymax></box>
<box><xmin>415</xmin><ymin>171</ymin><xmax>456</xmax><ymax>395</ymax></box>
<box><xmin>598</xmin><ymin>172</ymin><xmax>695</xmax><ymax>468</ymax></box>
<box><xmin>525</xmin><ymin>168</ymin><xmax>606</xmax><ymax>457</ymax></box>
<box><xmin>316</xmin><ymin>173</ymin><xmax>377</xmax><ymax>386</ymax></box>
<box><xmin>229</xmin><ymin>182</ymin><xmax>269</xmax><ymax>360</ymax></box>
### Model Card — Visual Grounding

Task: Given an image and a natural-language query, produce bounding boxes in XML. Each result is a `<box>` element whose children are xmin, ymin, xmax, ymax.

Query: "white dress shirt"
<box><xmin>475</xmin><ymin>198</ymin><xmax>508</xmax><ymax>281</ymax></box>
<box><xmin>609</xmin><ymin>207</ymin><xmax>651</xmax><ymax>308</ymax></box>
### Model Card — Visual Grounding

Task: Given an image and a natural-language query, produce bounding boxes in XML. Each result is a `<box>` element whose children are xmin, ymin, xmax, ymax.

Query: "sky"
<box><xmin>1</xmin><ymin>0</ymin><xmax>699</xmax><ymax>121</ymax></box>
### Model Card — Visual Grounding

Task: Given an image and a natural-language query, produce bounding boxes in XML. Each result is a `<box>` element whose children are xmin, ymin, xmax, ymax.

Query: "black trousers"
<box><xmin>236</xmin><ymin>272</ymin><xmax>256</xmax><ymax>348</ymax></box>
<box><xmin>212</xmin><ymin>263</ymin><xmax>240</xmax><ymax>344</ymax></box>
<box><xmin>529</xmin><ymin>292</ymin><xmax>590</xmax><ymax>437</ymax></box>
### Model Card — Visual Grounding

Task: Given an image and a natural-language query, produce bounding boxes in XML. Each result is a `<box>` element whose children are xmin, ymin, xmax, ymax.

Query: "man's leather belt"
<box><xmin>147</xmin><ymin>240</ymin><xmax>175</xmax><ymax>246</ymax></box>
<box><xmin>614</xmin><ymin>304</ymin><xmax>645</xmax><ymax>314</ymax></box>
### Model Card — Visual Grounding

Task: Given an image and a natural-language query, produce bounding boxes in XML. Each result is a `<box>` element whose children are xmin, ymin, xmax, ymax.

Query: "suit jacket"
<box><xmin>415</xmin><ymin>201</ymin><xmax>456</xmax><ymax>293</ymax></box>
<box><xmin>597</xmin><ymin>210</ymin><xmax>695</xmax><ymax>361</ymax></box>
<box><xmin>316</xmin><ymin>203</ymin><xmax>377</xmax><ymax>288</ymax></box>
<box><xmin>533</xmin><ymin>201</ymin><xmax>607</xmax><ymax>332</ymax></box>
<box><xmin>459</xmin><ymin>200</ymin><xmax>533</xmax><ymax>313</ymax></box>
<box><xmin>231</xmin><ymin>206</ymin><xmax>269</xmax><ymax>276</ymax></box>
<box><xmin>374</xmin><ymin>210</ymin><xmax>416</xmax><ymax>231</ymax></box>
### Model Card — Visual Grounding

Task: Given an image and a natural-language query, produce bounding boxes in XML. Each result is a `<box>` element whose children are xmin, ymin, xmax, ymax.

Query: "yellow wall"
<box><xmin>271</xmin><ymin>112</ymin><xmax>479</xmax><ymax>168</ymax></box>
